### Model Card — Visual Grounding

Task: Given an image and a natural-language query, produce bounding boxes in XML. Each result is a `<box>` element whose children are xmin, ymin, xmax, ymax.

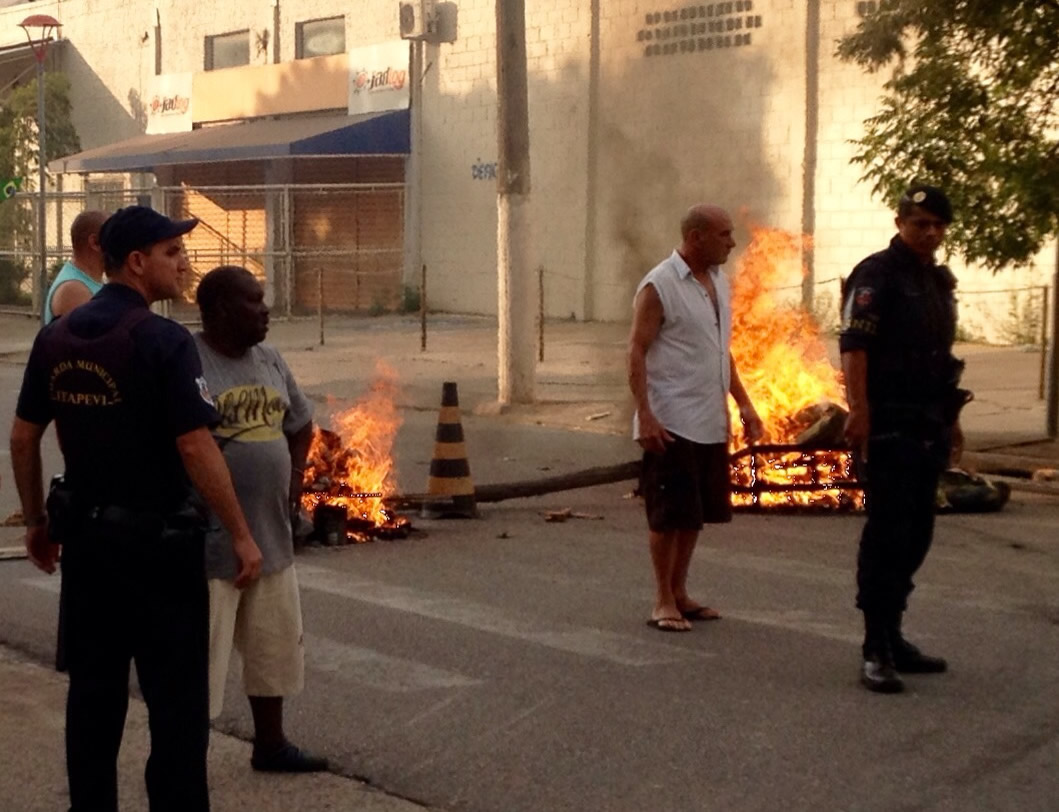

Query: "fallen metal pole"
<box><xmin>474</xmin><ymin>461</ymin><xmax>641</xmax><ymax>502</ymax></box>
<box><xmin>383</xmin><ymin>461</ymin><xmax>642</xmax><ymax>510</ymax></box>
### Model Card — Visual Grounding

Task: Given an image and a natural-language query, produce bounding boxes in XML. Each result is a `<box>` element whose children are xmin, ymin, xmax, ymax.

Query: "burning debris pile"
<box><xmin>300</xmin><ymin>365</ymin><xmax>412</xmax><ymax>543</ymax></box>
<box><xmin>723</xmin><ymin>227</ymin><xmax>1006</xmax><ymax>514</ymax></box>
<box><xmin>726</xmin><ymin>227</ymin><xmax>861</xmax><ymax>511</ymax></box>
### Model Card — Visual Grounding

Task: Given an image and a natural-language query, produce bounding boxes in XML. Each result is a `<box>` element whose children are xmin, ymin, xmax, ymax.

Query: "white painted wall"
<box><xmin>0</xmin><ymin>0</ymin><xmax>1049</xmax><ymax>340</ymax></box>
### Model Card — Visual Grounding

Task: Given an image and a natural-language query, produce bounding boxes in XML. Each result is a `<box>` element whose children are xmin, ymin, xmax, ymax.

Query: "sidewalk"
<box><xmin>2</xmin><ymin>310</ymin><xmax>1057</xmax><ymax>473</ymax></box>
<box><xmin>0</xmin><ymin>645</ymin><xmax>426</xmax><ymax>812</ymax></box>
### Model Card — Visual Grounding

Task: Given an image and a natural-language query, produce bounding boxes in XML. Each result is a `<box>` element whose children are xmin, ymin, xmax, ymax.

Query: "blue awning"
<box><xmin>51</xmin><ymin>108</ymin><xmax>409</xmax><ymax>174</ymax></box>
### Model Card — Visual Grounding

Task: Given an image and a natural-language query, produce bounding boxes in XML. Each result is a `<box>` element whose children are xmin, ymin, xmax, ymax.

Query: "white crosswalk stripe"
<box><xmin>20</xmin><ymin>574</ymin><xmax>481</xmax><ymax>692</ymax></box>
<box><xmin>20</xmin><ymin>576</ymin><xmax>60</xmax><ymax>595</ymax></box>
<box><xmin>304</xmin><ymin>633</ymin><xmax>481</xmax><ymax>691</ymax></box>
<box><xmin>297</xmin><ymin>563</ymin><xmax>708</xmax><ymax>666</ymax></box>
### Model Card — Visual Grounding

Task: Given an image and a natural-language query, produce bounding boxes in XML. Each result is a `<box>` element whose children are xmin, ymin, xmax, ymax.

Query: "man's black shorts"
<box><xmin>640</xmin><ymin>435</ymin><xmax>732</xmax><ymax>531</ymax></box>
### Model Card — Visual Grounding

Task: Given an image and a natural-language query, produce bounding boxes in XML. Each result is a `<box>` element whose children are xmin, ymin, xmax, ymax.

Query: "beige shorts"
<box><xmin>208</xmin><ymin>564</ymin><xmax>304</xmax><ymax>719</ymax></box>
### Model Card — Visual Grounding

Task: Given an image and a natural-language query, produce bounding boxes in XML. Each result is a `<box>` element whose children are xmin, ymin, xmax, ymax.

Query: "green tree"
<box><xmin>0</xmin><ymin>72</ymin><xmax>80</xmax><ymax>182</ymax></box>
<box><xmin>0</xmin><ymin>73</ymin><xmax>80</xmax><ymax>303</ymax></box>
<box><xmin>837</xmin><ymin>1</ymin><xmax>1059</xmax><ymax>271</ymax></box>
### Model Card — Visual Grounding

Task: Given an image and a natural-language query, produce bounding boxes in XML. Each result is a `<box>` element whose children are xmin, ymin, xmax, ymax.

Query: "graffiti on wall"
<box><xmin>637</xmin><ymin>2</ymin><xmax>764</xmax><ymax>57</ymax></box>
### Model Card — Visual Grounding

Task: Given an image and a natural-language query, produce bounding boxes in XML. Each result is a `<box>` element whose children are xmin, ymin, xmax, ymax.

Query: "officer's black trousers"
<box><xmin>855</xmin><ymin>433</ymin><xmax>946</xmax><ymax>629</ymax></box>
<box><xmin>62</xmin><ymin>526</ymin><xmax>209</xmax><ymax>812</ymax></box>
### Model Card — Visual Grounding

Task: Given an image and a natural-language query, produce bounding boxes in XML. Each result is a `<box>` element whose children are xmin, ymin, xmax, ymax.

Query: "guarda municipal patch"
<box><xmin>854</xmin><ymin>287</ymin><xmax>874</xmax><ymax>307</ymax></box>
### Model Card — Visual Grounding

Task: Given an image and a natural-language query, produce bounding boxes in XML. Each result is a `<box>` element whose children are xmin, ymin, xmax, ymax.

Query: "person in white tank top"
<box><xmin>628</xmin><ymin>204</ymin><xmax>763</xmax><ymax>632</ymax></box>
<box><xmin>44</xmin><ymin>210</ymin><xmax>108</xmax><ymax>324</ymax></box>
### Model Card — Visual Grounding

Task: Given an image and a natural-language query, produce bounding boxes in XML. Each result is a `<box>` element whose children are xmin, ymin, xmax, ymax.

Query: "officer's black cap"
<box><xmin>898</xmin><ymin>184</ymin><xmax>953</xmax><ymax>224</ymax></box>
<box><xmin>99</xmin><ymin>206</ymin><xmax>199</xmax><ymax>270</ymax></box>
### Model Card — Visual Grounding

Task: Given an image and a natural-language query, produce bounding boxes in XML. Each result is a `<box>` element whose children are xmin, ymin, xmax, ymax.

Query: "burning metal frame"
<box><xmin>731</xmin><ymin>443</ymin><xmax>863</xmax><ymax>512</ymax></box>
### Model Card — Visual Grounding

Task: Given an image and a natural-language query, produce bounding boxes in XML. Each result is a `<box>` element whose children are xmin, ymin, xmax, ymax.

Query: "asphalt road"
<box><xmin>2</xmin><ymin>363</ymin><xmax>1058</xmax><ymax>811</ymax></box>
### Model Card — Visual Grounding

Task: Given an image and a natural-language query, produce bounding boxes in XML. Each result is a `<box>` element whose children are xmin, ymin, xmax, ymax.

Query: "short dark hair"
<box><xmin>898</xmin><ymin>184</ymin><xmax>953</xmax><ymax>224</ymax></box>
<box><xmin>196</xmin><ymin>265</ymin><xmax>256</xmax><ymax>324</ymax></box>
<box><xmin>99</xmin><ymin>206</ymin><xmax>198</xmax><ymax>273</ymax></box>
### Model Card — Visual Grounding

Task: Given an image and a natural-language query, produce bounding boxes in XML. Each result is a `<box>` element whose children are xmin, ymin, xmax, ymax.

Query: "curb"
<box><xmin>963</xmin><ymin>450</ymin><xmax>1057</xmax><ymax>480</ymax></box>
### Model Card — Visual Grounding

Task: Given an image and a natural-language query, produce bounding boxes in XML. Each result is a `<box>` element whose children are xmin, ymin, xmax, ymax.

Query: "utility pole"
<box><xmin>496</xmin><ymin>0</ymin><xmax>534</xmax><ymax>404</ymax></box>
<box><xmin>800</xmin><ymin>0</ymin><xmax>821</xmax><ymax>313</ymax></box>
<box><xmin>1048</xmin><ymin>241</ymin><xmax>1058</xmax><ymax>438</ymax></box>
<box><xmin>19</xmin><ymin>15</ymin><xmax>61</xmax><ymax>326</ymax></box>
<box><xmin>582</xmin><ymin>0</ymin><xmax>600</xmax><ymax>322</ymax></box>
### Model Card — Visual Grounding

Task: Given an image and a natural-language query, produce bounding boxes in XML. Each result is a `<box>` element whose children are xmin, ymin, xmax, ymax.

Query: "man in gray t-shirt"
<box><xmin>194</xmin><ymin>265</ymin><xmax>327</xmax><ymax>773</ymax></box>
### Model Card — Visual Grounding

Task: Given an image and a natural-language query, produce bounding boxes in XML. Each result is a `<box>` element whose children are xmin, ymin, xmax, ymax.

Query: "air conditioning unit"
<box><xmin>399</xmin><ymin>0</ymin><xmax>437</xmax><ymax>40</ymax></box>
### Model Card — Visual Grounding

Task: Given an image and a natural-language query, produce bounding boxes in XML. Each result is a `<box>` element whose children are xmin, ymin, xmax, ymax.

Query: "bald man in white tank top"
<box><xmin>628</xmin><ymin>204</ymin><xmax>763</xmax><ymax>632</ymax></box>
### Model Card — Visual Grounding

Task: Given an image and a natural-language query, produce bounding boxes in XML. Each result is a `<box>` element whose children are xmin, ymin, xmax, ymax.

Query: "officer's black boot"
<box><xmin>890</xmin><ymin>613</ymin><xmax>947</xmax><ymax>674</ymax></box>
<box><xmin>860</xmin><ymin>613</ymin><xmax>904</xmax><ymax>694</ymax></box>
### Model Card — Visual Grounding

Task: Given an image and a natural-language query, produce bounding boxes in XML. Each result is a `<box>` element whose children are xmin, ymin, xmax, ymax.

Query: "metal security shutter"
<box><xmin>291</xmin><ymin>158</ymin><xmax>404</xmax><ymax>314</ymax></box>
<box><xmin>165</xmin><ymin>163</ymin><xmax>270</xmax><ymax>313</ymax></box>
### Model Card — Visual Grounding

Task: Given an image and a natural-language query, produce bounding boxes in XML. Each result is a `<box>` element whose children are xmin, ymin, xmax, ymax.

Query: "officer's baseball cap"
<box><xmin>898</xmin><ymin>184</ymin><xmax>953</xmax><ymax>224</ymax></box>
<box><xmin>99</xmin><ymin>206</ymin><xmax>199</xmax><ymax>270</ymax></box>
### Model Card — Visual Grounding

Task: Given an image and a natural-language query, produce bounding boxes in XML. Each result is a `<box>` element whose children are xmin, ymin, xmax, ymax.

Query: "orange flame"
<box><xmin>728</xmin><ymin>226</ymin><xmax>859</xmax><ymax>509</ymax></box>
<box><xmin>301</xmin><ymin>362</ymin><xmax>404</xmax><ymax>526</ymax></box>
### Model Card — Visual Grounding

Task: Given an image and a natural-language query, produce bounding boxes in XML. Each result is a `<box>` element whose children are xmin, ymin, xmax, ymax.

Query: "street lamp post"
<box><xmin>19</xmin><ymin>14</ymin><xmax>62</xmax><ymax>325</ymax></box>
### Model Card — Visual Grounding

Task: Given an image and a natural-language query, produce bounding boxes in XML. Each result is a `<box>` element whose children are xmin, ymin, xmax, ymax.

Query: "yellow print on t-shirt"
<box><xmin>213</xmin><ymin>384</ymin><xmax>286</xmax><ymax>442</ymax></box>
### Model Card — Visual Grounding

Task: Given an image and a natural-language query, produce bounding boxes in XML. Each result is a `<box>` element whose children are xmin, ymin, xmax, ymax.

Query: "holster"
<box><xmin>44</xmin><ymin>475</ymin><xmax>79</xmax><ymax>544</ymax></box>
<box><xmin>87</xmin><ymin>502</ymin><xmax>206</xmax><ymax>545</ymax></box>
<box><xmin>55</xmin><ymin>485</ymin><xmax>208</xmax><ymax>546</ymax></box>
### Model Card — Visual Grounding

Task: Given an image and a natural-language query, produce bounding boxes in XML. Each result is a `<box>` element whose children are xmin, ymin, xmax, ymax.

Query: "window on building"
<box><xmin>296</xmin><ymin>16</ymin><xmax>345</xmax><ymax>59</ymax></box>
<box><xmin>205</xmin><ymin>30</ymin><xmax>250</xmax><ymax>70</ymax></box>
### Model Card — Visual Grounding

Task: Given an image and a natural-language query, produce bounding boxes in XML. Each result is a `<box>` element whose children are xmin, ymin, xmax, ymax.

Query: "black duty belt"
<box><xmin>86</xmin><ymin>504</ymin><xmax>166</xmax><ymax>537</ymax></box>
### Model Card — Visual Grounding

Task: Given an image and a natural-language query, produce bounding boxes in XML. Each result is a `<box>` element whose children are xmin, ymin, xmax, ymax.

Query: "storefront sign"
<box><xmin>348</xmin><ymin>41</ymin><xmax>410</xmax><ymax>115</ymax></box>
<box><xmin>146</xmin><ymin>73</ymin><xmax>193</xmax><ymax>134</ymax></box>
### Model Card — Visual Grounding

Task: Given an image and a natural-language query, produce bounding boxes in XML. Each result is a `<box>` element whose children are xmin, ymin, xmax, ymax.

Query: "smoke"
<box><xmin>602</xmin><ymin>123</ymin><xmax>689</xmax><ymax>287</ymax></box>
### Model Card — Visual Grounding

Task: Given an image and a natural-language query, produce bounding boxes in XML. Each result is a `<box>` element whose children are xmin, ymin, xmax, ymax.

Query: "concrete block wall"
<box><xmin>0</xmin><ymin>0</ymin><xmax>400</xmax><ymax>188</ymax></box>
<box><xmin>419</xmin><ymin>0</ymin><xmax>501</xmax><ymax>316</ymax></box>
<box><xmin>0</xmin><ymin>0</ymin><xmax>154</xmax><ymax>155</ymax></box>
<box><xmin>4</xmin><ymin>0</ymin><xmax>1049</xmax><ymax>338</ymax></box>
<box><xmin>418</xmin><ymin>0</ymin><xmax>592</xmax><ymax>318</ymax></box>
<box><xmin>524</xmin><ymin>2</ymin><xmax>592</xmax><ymax>321</ymax></box>
<box><xmin>814</xmin><ymin>0</ymin><xmax>1054</xmax><ymax>343</ymax></box>
<box><xmin>812</xmin><ymin>0</ymin><xmax>892</xmax><ymax>328</ymax></box>
<box><xmin>589</xmin><ymin>0</ymin><xmax>810</xmax><ymax>321</ymax></box>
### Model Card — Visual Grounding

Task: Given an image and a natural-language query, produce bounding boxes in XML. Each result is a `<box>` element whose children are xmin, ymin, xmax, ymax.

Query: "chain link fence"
<box><xmin>0</xmin><ymin>182</ymin><xmax>406</xmax><ymax>322</ymax></box>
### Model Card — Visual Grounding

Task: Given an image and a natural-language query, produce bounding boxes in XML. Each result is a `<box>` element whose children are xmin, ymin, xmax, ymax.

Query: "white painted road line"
<box><xmin>20</xmin><ymin>575</ymin><xmax>481</xmax><ymax>692</ymax></box>
<box><xmin>20</xmin><ymin>576</ymin><xmax>60</xmax><ymax>595</ymax></box>
<box><xmin>297</xmin><ymin>564</ymin><xmax>707</xmax><ymax>666</ymax></box>
<box><xmin>304</xmin><ymin>633</ymin><xmax>482</xmax><ymax>692</ymax></box>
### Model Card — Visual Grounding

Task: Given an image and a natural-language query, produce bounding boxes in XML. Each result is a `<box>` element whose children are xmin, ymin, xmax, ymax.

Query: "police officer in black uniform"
<box><xmin>10</xmin><ymin>206</ymin><xmax>263</xmax><ymax>811</ymax></box>
<box><xmin>840</xmin><ymin>185</ymin><xmax>966</xmax><ymax>694</ymax></box>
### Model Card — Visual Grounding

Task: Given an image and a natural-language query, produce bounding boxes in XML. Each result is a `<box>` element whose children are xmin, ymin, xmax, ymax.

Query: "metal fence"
<box><xmin>0</xmin><ymin>182</ymin><xmax>406</xmax><ymax>321</ymax></box>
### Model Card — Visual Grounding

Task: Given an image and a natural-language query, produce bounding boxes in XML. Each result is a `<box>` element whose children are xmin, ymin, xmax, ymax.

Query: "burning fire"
<box><xmin>300</xmin><ymin>363</ymin><xmax>409</xmax><ymax>538</ymax></box>
<box><xmin>728</xmin><ymin>227</ymin><xmax>860</xmax><ymax>509</ymax></box>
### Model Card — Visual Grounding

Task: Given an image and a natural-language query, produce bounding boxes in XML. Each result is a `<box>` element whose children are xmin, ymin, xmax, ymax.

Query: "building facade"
<box><xmin>0</xmin><ymin>0</ymin><xmax>1053</xmax><ymax>340</ymax></box>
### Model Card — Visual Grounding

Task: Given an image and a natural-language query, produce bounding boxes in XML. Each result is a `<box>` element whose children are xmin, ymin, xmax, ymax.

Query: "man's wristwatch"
<box><xmin>23</xmin><ymin>514</ymin><xmax>47</xmax><ymax>528</ymax></box>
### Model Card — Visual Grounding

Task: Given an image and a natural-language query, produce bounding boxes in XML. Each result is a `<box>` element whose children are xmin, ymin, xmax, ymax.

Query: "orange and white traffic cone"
<box><xmin>424</xmin><ymin>381</ymin><xmax>477</xmax><ymax>518</ymax></box>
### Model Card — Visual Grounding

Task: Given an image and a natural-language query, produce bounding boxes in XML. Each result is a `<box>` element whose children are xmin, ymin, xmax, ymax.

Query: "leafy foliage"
<box><xmin>837</xmin><ymin>0</ymin><xmax>1059</xmax><ymax>270</ymax></box>
<box><xmin>0</xmin><ymin>73</ymin><xmax>80</xmax><ymax>303</ymax></box>
<box><xmin>0</xmin><ymin>72</ymin><xmax>80</xmax><ymax>184</ymax></box>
